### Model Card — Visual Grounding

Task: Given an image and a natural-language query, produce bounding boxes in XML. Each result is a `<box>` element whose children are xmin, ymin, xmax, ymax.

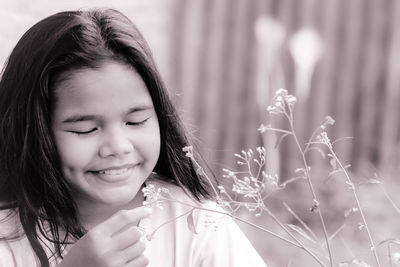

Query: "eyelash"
<box><xmin>70</xmin><ymin>128</ymin><xmax>97</xmax><ymax>135</ymax></box>
<box><xmin>70</xmin><ymin>119</ymin><xmax>149</xmax><ymax>135</ymax></box>
<box><xmin>126</xmin><ymin>118</ymin><xmax>149</xmax><ymax>126</ymax></box>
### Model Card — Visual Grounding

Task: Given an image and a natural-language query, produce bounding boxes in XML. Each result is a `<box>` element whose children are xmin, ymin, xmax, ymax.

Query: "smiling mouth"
<box><xmin>88</xmin><ymin>164</ymin><xmax>139</xmax><ymax>182</ymax></box>
<box><xmin>97</xmin><ymin>167</ymin><xmax>131</xmax><ymax>175</ymax></box>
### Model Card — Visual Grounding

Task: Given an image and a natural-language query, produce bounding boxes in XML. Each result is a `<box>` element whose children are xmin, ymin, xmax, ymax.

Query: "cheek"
<box><xmin>150</xmin><ymin>133</ymin><xmax>161</xmax><ymax>162</ymax></box>
<box><xmin>149</xmin><ymin>122</ymin><xmax>161</xmax><ymax>159</ymax></box>
<box><xmin>139</xmin><ymin>122</ymin><xmax>161</xmax><ymax>164</ymax></box>
<box><xmin>55</xmin><ymin>134</ymin><xmax>95</xmax><ymax>171</ymax></box>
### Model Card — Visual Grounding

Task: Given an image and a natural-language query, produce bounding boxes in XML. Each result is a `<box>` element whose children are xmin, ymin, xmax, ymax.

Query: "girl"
<box><xmin>0</xmin><ymin>8</ymin><xmax>267</xmax><ymax>267</ymax></box>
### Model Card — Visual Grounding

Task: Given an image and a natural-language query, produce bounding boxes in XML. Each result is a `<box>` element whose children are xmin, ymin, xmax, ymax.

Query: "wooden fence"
<box><xmin>168</xmin><ymin>0</ymin><xmax>400</xmax><ymax>180</ymax></box>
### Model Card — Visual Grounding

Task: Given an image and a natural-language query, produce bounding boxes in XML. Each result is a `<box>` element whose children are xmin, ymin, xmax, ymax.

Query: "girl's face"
<box><xmin>51</xmin><ymin>61</ymin><xmax>160</xmax><ymax>210</ymax></box>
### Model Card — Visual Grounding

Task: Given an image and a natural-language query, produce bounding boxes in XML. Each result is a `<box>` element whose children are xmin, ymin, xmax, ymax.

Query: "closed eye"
<box><xmin>126</xmin><ymin>118</ymin><xmax>150</xmax><ymax>126</ymax></box>
<box><xmin>69</xmin><ymin>128</ymin><xmax>98</xmax><ymax>135</ymax></box>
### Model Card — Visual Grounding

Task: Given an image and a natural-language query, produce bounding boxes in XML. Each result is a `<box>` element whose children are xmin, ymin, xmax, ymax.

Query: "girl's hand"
<box><xmin>57</xmin><ymin>207</ymin><xmax>151</xmax><ymax>267</ymax></box>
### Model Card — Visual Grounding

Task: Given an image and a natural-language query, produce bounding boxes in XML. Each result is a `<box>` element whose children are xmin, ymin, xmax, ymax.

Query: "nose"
<box><xmin>98</xmin><ymin>127</ymin><xmax>134</xmax><ymax>158</ymax></box>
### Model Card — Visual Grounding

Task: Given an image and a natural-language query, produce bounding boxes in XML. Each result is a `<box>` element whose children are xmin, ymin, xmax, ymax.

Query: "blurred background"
<box><xmin>1</xmin><ymin>0</ymin><xmax>400</xmax><ymax>266</ymax></box>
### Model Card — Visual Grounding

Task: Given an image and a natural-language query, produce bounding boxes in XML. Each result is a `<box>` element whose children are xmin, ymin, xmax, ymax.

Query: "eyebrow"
<box><xmin>61</xmin><ymin>105</ymin><xmax>154</xmax><ymax>123</ymax></box>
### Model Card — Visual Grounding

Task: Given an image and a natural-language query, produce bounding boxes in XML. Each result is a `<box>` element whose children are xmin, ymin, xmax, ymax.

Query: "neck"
<box><xmin>77</xmin><ymin>190</ymin><xmax>144</xmax><ymax>230</ymax></box>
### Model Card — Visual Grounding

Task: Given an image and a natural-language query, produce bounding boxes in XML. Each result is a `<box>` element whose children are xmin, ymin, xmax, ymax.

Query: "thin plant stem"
<box><xmin>329</xmin><ymin>148</ymin><xmax>381</xmax><ymax>267</ymax></box>
<box><xmin>150</xmin><ymin>198</ymin><xmax>297</xmax><ymax>246</ymax></box>
<box><xmin>157</xmin><ymin>197</ymin><xmax>327</xmax><ymax>267</ymax></box>
<box><xmin>283</xmin><ymin>202</ymin><xmax>318</xmax><ymax>241</ymax></box>
<box><xmin>380</xmin><ymin>185</ymin><xmax>400</xmax><ymax>215</ymax></box>
<box><xmin>288</xmin><ymin>113</ymin><xmax>334</xmax><ymax>267</ymax></box>
<box><xmin>264</xmin><ymin>127</ymin><xmax>293</xmax><ymax>135</ymax></box>
<box><xmin>246</xmin><ymin>157</ymin><xmax>255</xmax><ymax>179</ymax></box>
<box><xmin>322</xmin><ymin>224</ymin><xmax>345</xmax><ymax>248</ymax></box>
<box><xmin>258</xmin><ymin>201</ymin><xmax>327</xmax><ymax>266</ymax></box>
<box><xmin>192</xmin><ymin>159</ymin><xmax>220</xmax><ymax>198</ymax></box>
<box><xmin>339</xmin><ymin>234</ymin><xmax>355</xmax><ymax>258</ymax></box>
<box><xmin>304</xmin><ymin>126</ymin><xmax>324</xmax><ymax>154</ymax></box>
<box><xmin>388</xmin><ymin>243</ymin><xmax>393</xmax><ymax>267</ymax></box>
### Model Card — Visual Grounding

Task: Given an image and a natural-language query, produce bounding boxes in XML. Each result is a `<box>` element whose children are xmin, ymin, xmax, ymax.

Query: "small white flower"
<box><xmin>324</xmin><ymin>116</ymin><xmax>335</xmax><ymax>126</ymax></box>
<box><xmin>275</xmin><ymin>88</ymin><xmax>288</xmax><ymax>96</ymax></box>
<box><xmin>142</xmin><ymin>183</ymin><xmax>169</xmax><ymax>209</ymax></box>
<box><xmin>286</xmin><ymin>95</ymin><xmax>297</xmax><ymax>105</ymax></box>
<box><xmin>256</xmin><ymin>146</ymin><xmax>265</xmax><ymax>155</ymax></box>
<box><xmin>217</xmin><ymin>185</ymin><xmax>226</xmax><ymax>194</ymax></box>
<box><xmin>317</xmin><ymin>131</ymin><xmax>332</xmax><ymax>148</ymax></box>
<box><xmin>182</xmin><ymin>146</ymin><xmax>194</xmax><ymax>158</ymax></box>
<box><xmin>258</xmin><ymin>124</ymin><xmax>267</xmax><ymax>133</ymax></box>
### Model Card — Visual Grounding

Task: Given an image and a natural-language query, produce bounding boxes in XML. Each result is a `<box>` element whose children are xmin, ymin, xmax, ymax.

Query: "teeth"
<box><xmin>98</xmin><ymin>168</ymin><xmax>130</xmax><ymax>175</ymax></box>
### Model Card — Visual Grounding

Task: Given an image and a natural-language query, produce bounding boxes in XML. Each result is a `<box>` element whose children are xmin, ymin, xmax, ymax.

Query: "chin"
<box><xmin>98</xmin><ymin>187</ymin><xmax>141</xmax><ymax>206</ymax></box>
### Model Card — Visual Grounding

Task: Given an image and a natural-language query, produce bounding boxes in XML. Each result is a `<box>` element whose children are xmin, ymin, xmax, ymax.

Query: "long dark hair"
<box><xmin>0</xmin><ymin>8</ymin><xmax>213</xmax><ymax>266</ymax></box>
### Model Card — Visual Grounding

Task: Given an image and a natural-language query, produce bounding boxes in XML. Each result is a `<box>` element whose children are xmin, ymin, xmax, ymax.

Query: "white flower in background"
<box><xmin>289</xmin><ymin>28</ymin><xmax>323</xmax><ymax>100</ymax></box>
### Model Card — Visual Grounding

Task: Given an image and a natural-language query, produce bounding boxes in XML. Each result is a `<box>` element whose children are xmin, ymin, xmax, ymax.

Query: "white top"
<box><xmin>0</xmin><ymin>179</ymin><xmax>267</xmax><ymax>267</ymax></box>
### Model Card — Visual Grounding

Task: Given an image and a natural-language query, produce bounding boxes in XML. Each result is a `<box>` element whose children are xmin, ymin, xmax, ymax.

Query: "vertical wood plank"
<box><xmin>170</xmin><ymin>0</ymin><xmax>400</xmax><ymax>183</ymax></box>
<box><xmin>296</xmin><ymin>0</ymin><xmax>325</xmax><ymax>170</ymax></box>
<box><xmin>298</xmin><ymin>0</ymin><xmax>318</xmax><ymax>26</ymax></box>
<box><xmin>357</xmin><ymin>0</ymin><xmax>387</xmax><ymax>168</ymax></box>
<box><xmin>275</xmin><ymin>0</ymin><xmax>301</xmax><ymax>179</ymax></box>
<box><xmin>191</xmin><ymin>0</ymin><xmax>213</xmax><ymax>156</ymax></box>
<box><xmin>238</xmin><ymin>0</ymin><xmax>264</xmax><ymax>155</ymax></box>
<box><xmin>254</xmin><ymin>2</ymin><xmax>286</xmax><ymax>176</ymax></box>
<box><xmin>192</xmin><ymin>0</ymin><xmax>213</xmax><ymax>129</ymax></box>
<box><xmin>276</xmin><ymin>0</ymin><xmax>297</xmax><ymax>93</ymax></box>
<box><xmin>379</xmin><ymin>0</ymin><xmax>400</xmax><ymax>172</ymax></box>
<box><xmin>169</xmin><ymin>0</ymin><xmax>186</xmax><ymax>107</ymax></box>
<box><xmin>311</xmin><ymin>0</ymin><xmax>342</xmax><ymax>132</ymax></box>
<box><xmin>217</xmin><ymin>0</ymin><xmax>252</xmax><ymax>170</ymax></box>
<box><xmin>177</xmin><ymin>0</ymin><xmax>206</xmax><ymax>129</ymax></box>
<box><xmin>291</xmin><ymin>0</ymin><xmax>320</xmax><ymax>147</ymax></box>
<box><xmin>333</xmin><ymin>0</ymin><xmax>364</xmax><ymax>165</ymax></box>
<box><xmin>212</xmin><ymin>0</ymin><xmax>235</xmax><ymax>171</ymax></box>
<box><xmin>200</xmin><ymin>0</ymin><xmax>229</xmax><ymax>172</ymax></box>
<box><xmin>299</xmin><ymin>0</ymin><xmax>341</xmax><ymax>174</ymax></box>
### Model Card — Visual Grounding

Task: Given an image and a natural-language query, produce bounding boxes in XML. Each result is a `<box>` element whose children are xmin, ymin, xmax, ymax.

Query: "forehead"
<box><xmin>52</xmin><ymin>61</ymin><xmax>153</xmax><ymax>117</ymax></box>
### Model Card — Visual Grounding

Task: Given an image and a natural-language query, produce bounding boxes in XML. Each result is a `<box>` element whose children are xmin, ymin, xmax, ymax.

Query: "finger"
<box><xmin>112</xmin><ymin>226</ymin><xmax>143</xmax><ymax>250</ymax></box>
<box><xmin>120</xmin><ymin>240</ymin><xmax>146</xmax><ymax>262</ymax></box>
<box><xmin>95</xmin><ymin>206</ymin><xmax>152</xmax><ymax>236</ymax></box>
<box><xmin>125</xmin><ymin>255</ymin><xmax>149</xmax><ymax>267</ymax></box>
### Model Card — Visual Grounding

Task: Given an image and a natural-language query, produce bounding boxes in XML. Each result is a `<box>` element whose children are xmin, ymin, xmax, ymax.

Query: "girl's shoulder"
<box><xmin>0</xmin><ymin>209</ymin><xmax>22</xmax><ymax>237</ymax></box>
<box><xmin>0</xmin><ymin>210</ymin><xmax>38</xmax><ymax>267</ymax></box>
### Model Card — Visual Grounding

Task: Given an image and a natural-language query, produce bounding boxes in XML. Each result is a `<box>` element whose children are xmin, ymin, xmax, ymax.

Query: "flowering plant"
<box><xmin>142</xmin><ymin>88</ymin><xmax>400</xmax><ymax>267</ymax></box>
